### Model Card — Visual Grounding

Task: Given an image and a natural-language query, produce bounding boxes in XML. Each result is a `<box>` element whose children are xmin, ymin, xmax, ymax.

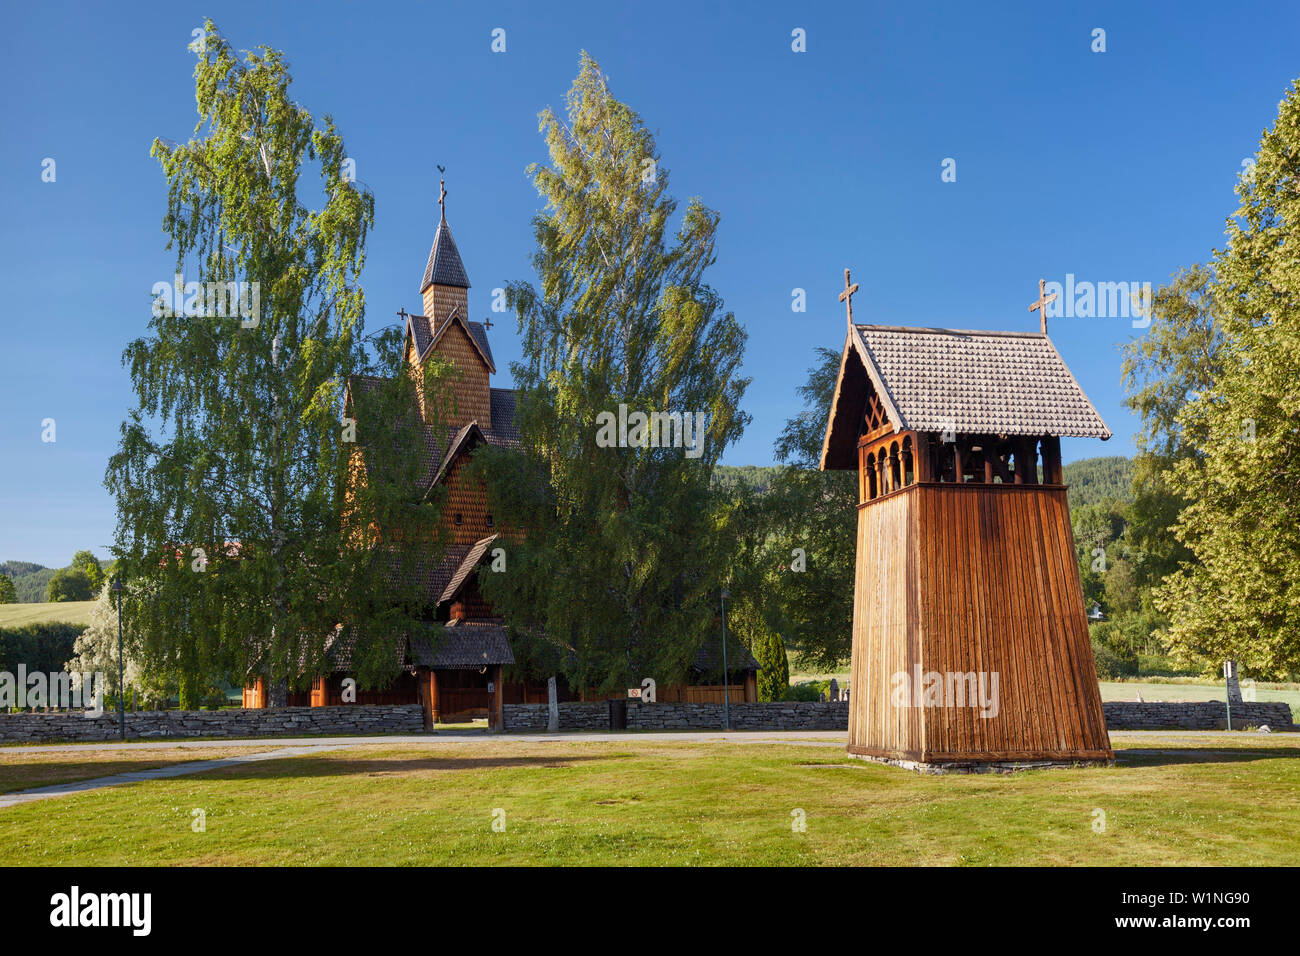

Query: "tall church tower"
<box><xmin>420</xmin><ymin>178</ymin><xmax>471</xmax><ymax>328</ymax></box>
<box><xmin>407</xmin><ymin>177</ymin><xmax>493</xmax><ymax>428</ymax></box>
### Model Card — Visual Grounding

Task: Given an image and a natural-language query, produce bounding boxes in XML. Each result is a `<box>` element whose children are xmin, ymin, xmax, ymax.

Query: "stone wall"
<box><xmin>501</xmin><ymin>702</ymin><xmax>608</xmax><ymax>731</ymax></box>
<box><xmin>502</xmin><ymin>700</ymin><xmax>849</xmax><ymax>732</ymax></box>
<box><xmin>1102</xmin><ymin>700</ymin><xmax>1292</xmax><ymax>731</ymax></box>
<box><xmin>504</xmin><ymin>700</ymin><xmax>1294</xmax><ymax>733</ymax></box>
<box><xmin>0</xmin><ymin>704</ymin><xmax>424</xmax><ymax>743</ymax></box>
<box><xmin>628</xmin><ymin>701</ymin><xmax>849</xmax><ymax>730</ymax></box>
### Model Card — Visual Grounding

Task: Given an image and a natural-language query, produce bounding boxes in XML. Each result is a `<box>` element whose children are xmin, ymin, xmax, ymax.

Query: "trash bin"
<box><xmin>608</xmin><ymin>697</ymin><xmax>628</xmax><ymax>730</ymax></box>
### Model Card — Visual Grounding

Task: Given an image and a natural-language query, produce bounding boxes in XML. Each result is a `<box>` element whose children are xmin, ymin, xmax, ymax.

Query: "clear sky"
<box><xmin>3</xmin><ymin>0</ymin><xmax>1298</xmax><ymax>567</ymax></box>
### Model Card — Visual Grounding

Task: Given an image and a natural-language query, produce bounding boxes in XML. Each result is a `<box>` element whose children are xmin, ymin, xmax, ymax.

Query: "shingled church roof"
<box><xmin>821</xmin><ymin>324</ymin><xmax>1110</xmax><ymax>469</ymax></box>
<box><xmin>407</xmin><ymin>311</ymin><xmax>495</xmax><ymax>373</ymax></box>
<box><xmin>420</xmin><ymin>218</ymin><xmax>470</xmax><ymax>291</ymax></box>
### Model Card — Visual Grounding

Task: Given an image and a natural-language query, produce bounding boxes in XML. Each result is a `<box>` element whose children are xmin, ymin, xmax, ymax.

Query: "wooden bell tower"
<box><xmin>820</xmin><ymin>274</ymin><xmax>1114</xmax><ymax>770</ymax></box>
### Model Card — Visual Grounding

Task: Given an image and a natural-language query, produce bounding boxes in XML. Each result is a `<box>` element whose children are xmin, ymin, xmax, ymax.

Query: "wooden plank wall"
<box><xmin>847</xmin><ymin>490</ymin><xmax>923</xmax><ymax>758</ymax></box>
<box><xmin>912</xmin><ymin>484</ymin><xmax>1111</xmax><ymax>761</ymax></box>
<box><xmin>847</xmin><ymin>483</ymin><xmax>1112</xmax><ymax>763</ymax></box>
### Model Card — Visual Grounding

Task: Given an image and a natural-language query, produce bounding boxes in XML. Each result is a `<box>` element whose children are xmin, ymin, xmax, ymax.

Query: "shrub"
<box><xmin>0</xmin><ymin>622</ymin><xmax>85</xmax><ymax>675</ymax></box>
<box><xmin>786</xmin><ymin>680</ymin><xmax>825</xmax><ymax>702</ymax></box>
<box><xmin>1091</xmin><ymin>639</ymin><xmax>1138</xmax><ymax>679</ymax></box>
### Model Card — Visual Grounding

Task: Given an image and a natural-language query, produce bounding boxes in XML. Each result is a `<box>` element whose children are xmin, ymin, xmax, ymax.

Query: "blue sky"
<box><xmin>2</xmin><ymin>0</ymin><xmax>1297</xmax><ymax>567</ymax></box>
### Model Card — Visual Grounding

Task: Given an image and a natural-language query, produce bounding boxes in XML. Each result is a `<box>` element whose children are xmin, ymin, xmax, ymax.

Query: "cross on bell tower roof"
<box><xmin>1027</xmin><ymin>278</ymin><xmax>1058</xmax><ymax>335</ymax></box>
<box><xmin>839</xmin><ymin>268</ymin><xmax>860</xmax><ymax>327</ymax></box>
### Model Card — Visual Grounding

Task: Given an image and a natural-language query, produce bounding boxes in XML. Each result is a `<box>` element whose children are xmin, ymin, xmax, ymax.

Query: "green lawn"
<box><xmin>0</xmin><ymin>601</ymin><xmax>95</xmax><ymax>628</ymax></box>
<box><xmin>2</xmin><ymin>734</ymin><xmax>1298</xmax><ymax>865</ymax></box>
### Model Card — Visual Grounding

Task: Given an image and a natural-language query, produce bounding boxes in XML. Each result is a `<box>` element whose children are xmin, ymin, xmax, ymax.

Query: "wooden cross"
<box><xmin>839</xmin><ymin>268</ymin><xmax>860</xmax><ymax>325</ymax></box>
<box><xmin>1028</xmin><ymin>278</ymin><xmax>1057</xmax><ymax>334</ymax></box>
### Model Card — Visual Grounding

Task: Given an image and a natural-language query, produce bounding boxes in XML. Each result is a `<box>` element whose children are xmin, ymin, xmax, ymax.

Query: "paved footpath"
<box><xmin>0</xmin><ymin>743</ymin><xmax>358</xmax><ymax>809</ymax></box>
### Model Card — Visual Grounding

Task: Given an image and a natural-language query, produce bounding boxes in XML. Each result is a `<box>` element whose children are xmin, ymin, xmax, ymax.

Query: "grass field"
<box><xmin>1099</xmin><ymin>680</ymin><xmax>1300</xmax><ymax>720</ymax></box>
<box><xmin>1</xmin><ymin>733</ymin><xmax>1298</xmax><ymax>866</ymax></box>
<box><xmin>0</xmin><ymin>601</ymin><xmax>95</xmax><ymax>628</ymax></box>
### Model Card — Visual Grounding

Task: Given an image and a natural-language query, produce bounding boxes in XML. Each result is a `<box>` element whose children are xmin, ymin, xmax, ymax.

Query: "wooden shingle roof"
<box><xmin>439</xmin><ymin>534</ymin><xmax>499</xmax><ymax>604</ymax></box>
<box><xmin>821</xmin><ymin>324</ymin><xmax>1110</xmax><ymax>469</ymax></box>
<box><xmin>420</xmin><ymin>218</ymin><xmax>470</xmax><ymax>291</ymax></box>
<box><xmin>407</xmin><ymin>312</ymin><xmax>496</xmax><ymax>374</ymax></box>
<box><xmin>408</xmin><ymin>622</ymin><xmax>515</xmax><ymax>669</ymax></box>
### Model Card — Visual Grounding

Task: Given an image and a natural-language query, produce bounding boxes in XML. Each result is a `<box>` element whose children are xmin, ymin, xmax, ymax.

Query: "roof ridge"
<box><xmin>857</xmin><ymin>324</ymin><xmax>1048</xmax><ymax>338</ymax></box>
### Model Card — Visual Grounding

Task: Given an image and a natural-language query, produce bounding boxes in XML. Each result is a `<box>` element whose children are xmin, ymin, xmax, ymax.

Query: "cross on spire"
<box><xmin>839</xmin><ymin>268</ymin><xmax>860</xmax><ymax>326</ymax></box>
<box><xmin>1027</xmin><ymin>278</ymin><xmax>1058</xmax><ymax>335</ymax></box>
<box><xmin>437</xmin><ymin>164</ymin><xmax>447</xmax><ymax>222</ymax></box>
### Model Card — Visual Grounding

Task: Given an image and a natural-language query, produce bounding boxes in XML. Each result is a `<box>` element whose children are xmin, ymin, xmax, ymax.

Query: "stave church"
<box><xmin>244</xmin><ymin>181</ymin><xmax>757</xmax><ymax>728</ymax></box>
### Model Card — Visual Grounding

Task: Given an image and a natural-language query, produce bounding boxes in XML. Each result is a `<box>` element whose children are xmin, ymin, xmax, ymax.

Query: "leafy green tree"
<box><xmin>46</xmin><ymin>568</ymin><xmax>93</xmax><ymax>603</ymax></box>
<box><xmin>105</xmin><ymin>21</ymin><xmax>441</xmax><ymax>704</ymax></box>
<box><xmin>1121</xmin><ymin>265</ymin><xmax>1220</xmax><ymax>592</ymax></box>
<box><xmin>70</xmin><ymin>551</ymin><xmax>106</xmax><ymax>593</ymax></box>
<box><xmin>0</xmin><ymin>574</ymin><xmax>15</xmax><ymax>605</ymax></box>
<box><xmin>477</xmin><ymin>54</ymin><xmax>750</xmax><ymax>693</ymax></box>
<box><xmin>1154</xmin><ymin>80</ymin><xmax>1300</xmax><ymax>677</ymax></box>
<box><xmin>762</xmin><ymin>347</ymin><xmax>857</xmax><ymax>670</ymax></box>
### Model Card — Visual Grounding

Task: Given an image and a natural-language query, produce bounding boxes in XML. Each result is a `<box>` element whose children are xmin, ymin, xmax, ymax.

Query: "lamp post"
<box><xmin>720</xmin><ymin>588</ymin><xmax>731</xmax><ymax>731</ymax></box>
<box><xmin>111</xmin><ymin>577</ymin><xmax>124</xmax><ymax>740</ymax></box>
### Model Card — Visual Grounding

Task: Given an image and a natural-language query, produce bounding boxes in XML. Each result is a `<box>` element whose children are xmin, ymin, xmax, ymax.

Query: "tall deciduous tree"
<box><xmin>477</xmin><ymin>54</ymin><xmax>750</xmax><ymax>693</ymax></box>
<box><xmin>106</xmin><ymin>21</ymin><xmax>439</xmax><ymax>705</ymax></box>
<box><xmin>0</xmin><ymin>575</ymin><xmax>16</xmax><ymax>605</ymax></box>
<box><xmin>70</xmin><ymin>550</ymin><xmax>106</xmax><ymax>593</ymax></box>
<box><xmin>1153</xmin><ymin>80</ymin><xmax>1300</xmax><ymax>676</ymax></box>
<box><xmin>764</xmin><ymin>347</ymin><xmax>857</xmax><ymax>670</ymax></box>
<box><xmin>1120</xmin><ymin>265</ymin><xmax>1221</xmax><ymax>591</ymax></box>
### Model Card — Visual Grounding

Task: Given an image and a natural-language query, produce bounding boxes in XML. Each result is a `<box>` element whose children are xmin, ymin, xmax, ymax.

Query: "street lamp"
<box><xmin>720</xmin><ymin>588</ymin><xmax>731</xmax><ymax>731</ymax></box>
<box><xmin>111</xmin><ymin>577</ymin><xmax>124</xmax><ymax>740</ymax></box>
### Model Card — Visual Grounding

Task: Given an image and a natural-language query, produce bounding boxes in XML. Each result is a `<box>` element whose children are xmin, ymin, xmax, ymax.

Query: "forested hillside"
<box><xmin>0</xmin><ymin>562</ymin><xmax>57</xmax><ymax>603</ymax></box>
<box><xmin>1063</xmin><ymin>456</ymin><xmax>1134</xmax><ymax>508</ymax></box>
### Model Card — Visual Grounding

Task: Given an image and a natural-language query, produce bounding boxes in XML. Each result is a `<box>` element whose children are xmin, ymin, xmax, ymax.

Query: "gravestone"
<box><xmin>829</xmin><ymin>678</ymin><xmax>839</xmax><ymax>702</ymax></box>
<box><xmin>1225</xmin><ymin>660</ymin><xmax>1244</xmax><ymax>706</ymax></box>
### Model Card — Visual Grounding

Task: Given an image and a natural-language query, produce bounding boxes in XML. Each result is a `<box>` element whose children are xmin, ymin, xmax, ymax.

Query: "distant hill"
<box><xmin>1</xmin><ymin>562</ymin><xmax>57</xmax><ymax>603</ymax></box>
<box><xmin>1</xmin><ymin>558</ymin><xmax>111</xmax><ymax>604</ymax></box>
<box><xmin>714</xmin><ymin>465</ymin><xmax>785</xmax><ymax>494</ymax></box>
<box><xmin>1063</xmin><ymin>456</ymin><xmax>1134</xmax><ymax>509</ymax></box>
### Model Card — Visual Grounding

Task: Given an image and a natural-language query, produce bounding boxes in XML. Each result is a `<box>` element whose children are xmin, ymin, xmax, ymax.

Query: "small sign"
<box><xmin>627</xmin><ymin>688</ymin><xmax>641</xmax><ymax>698</ymax></box>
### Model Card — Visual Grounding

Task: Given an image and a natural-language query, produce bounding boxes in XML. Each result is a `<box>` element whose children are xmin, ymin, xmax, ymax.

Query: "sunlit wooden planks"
<box><xmin>847</xmin><ymin>482</ymin><xmax>1112</xmax><ymax>764</ymax></box>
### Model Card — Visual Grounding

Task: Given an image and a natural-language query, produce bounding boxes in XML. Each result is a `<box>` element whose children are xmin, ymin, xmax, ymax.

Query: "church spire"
<box><xmin>420</xmin><ymin>168</ymin><xmax>470</xmax><ymax>295</ymax></box>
